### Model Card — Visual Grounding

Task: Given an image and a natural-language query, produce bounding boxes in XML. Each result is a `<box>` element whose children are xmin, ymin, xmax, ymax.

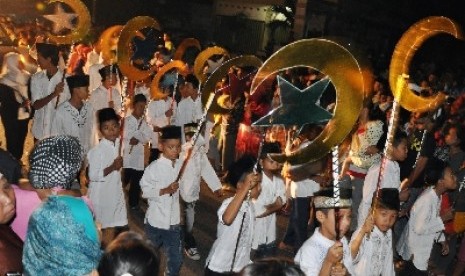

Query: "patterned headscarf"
<box><xmin>23</xmin><ymin>196</ymin><xmax>101</xmax><ymax>275</ymax></box>
<box><xmin>29</xmin><ymin>135</ymin><xmax>82</xmax><ymax>189</ymax></box>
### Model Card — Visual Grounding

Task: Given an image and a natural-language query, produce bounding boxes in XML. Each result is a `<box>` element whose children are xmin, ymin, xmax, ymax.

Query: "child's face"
<box><xmin>374</xmin><ymin>208</ymin><xmax>397</xmax><ymax>233</ymax></box>
<box><xmin>100</xmin><ymin>119</ymin><xmax>120</xmax><ymax>142</ymax></box>
<box><xmin>103</xmin><ymin>73</ymin><xmax>117</xmax><ymax>87</ymax></box>
<box><xmin>317</xmin><ymin>208</ymin><xmax>351</xmax><ymax>240</ymax></box>
<box><xmin>132</xmin><ymin>101</ymin><xmax>146</xmax><ymax>118</ymax></box>
<box><xmin>260</xmin><ymin>156</ymin><xmax>282</xmax><ymax>175</ymax></box>
<box><xmin>74</xmin><ymin>86</ymin><xmax>89</xmax><ymax>101</ymax></box>
<box><xmin>185</xmin><ymin>133</ymin><xmax>193</xmax><ymax>142</ymax></box>
<box><xmin>441</xmin><ymin>167</ymin><xmax>457</xmax><ymax>190</ymax></box>
<box><xmin>160</xmin><ymin>139</ymin><xmax>181</xmax><ymax>161</ymax></box>
<box><xmin>445</xmin><ymin>127</ymin><xmax>460</xmax><ymax>147</ymax></box>
<box><xmin>391</xmin><ymin>139</ymin><xmax>408</xmax><ymax>161</ymax></box>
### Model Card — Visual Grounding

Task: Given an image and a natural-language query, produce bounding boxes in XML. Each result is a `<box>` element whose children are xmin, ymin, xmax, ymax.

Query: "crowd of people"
<box><xmin>2</xmin><ymin>25</ymin><xmax>465</xmax><ymax>276</ymax></box>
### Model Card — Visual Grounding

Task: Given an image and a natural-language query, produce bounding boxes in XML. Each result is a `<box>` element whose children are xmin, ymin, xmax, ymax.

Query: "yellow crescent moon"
<box><xmin>193</xmin><ymin>46</ymin><xmax>229</xmax><ymax>83</ymax></box>
<box><xmin>46</xmin><ymin>0</ymin><xmax>91</xmax><ymax>44</ymax></box>
<box><xmin>117</xmin><ymin>16</ymin><xmax>161</xmax><ymax>81</ymax></box>
<box><xmin>150</xmin><ymin>60</ymin><xmax>188</xmax><ymax>100</ymax></box>
<box><xmin>173</xmin><ymin>38</ymin><xmax>201</xmax><ymax>61</ymax></box>
<box><xmin>389</xmin><ymin>16</ymin><xmax>464</xmax><ymax>113</ymax></box>
<box><xmin>98</xmin><ymin>25</ymin><xmax>123</xmax><ymax>64</ymax></box>
<box><xmin>250</xmin><ymin>39</ymin><xmax>372</xmax><ymax>165</ymax></box>
<box><xmin>201</xmin><ymin>55</ymin><xmax>262</xmax><ymax>114</ymax></box>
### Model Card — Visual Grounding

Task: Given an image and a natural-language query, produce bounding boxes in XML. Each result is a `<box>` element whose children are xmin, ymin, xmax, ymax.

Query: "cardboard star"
<box><xmin>206</xmin><ymin>56</ymin><xmax>225</xmax><ymax>74</ymax></box>
<box><xmin>43</xmin><ymin>3</ymin><xmax>77</xmax><ymax>34</ymax></box>
<box><xmin>132</xmin><ymin>29</ymin><xmax>158</xmax><ymax>69</ymax></box>
<box><xmin>253</xmin><ymin>75</ymin><xmax>333</xmax><ymax>128</ymax></box>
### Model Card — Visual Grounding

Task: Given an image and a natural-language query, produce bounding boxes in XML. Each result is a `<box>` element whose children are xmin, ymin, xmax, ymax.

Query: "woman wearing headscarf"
<box><xmin>0</xmin><ymin>52</ymin><xmax>31</xmax><ymax>161</ymax></box>
<box><xmin>10</xmin><ymin>135</ymin><xmax>84</xmax><ymax>241</ymax></box>
<box><xmin>23</xmin><ymin>195</ymin><xmax>102</xmax><ymax>275</ymax></box>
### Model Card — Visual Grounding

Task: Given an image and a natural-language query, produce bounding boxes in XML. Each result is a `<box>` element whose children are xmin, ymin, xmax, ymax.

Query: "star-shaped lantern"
<box><xmin>253</xmin><ymin>75</ymin><xmax>333</xmax><ymax>129</ymax></box>
<box><xmin>43</xmin><ymin>3</ymin><xmax>77</xmax><ymax>34</ymax></box>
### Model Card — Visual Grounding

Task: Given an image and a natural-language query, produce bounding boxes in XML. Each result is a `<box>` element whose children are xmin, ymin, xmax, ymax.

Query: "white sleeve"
<box><xmin>294</xmin><ymin>246</ymin><xmax>320</xmax><ymax>276</ymax></box>
<box><xmin>412</xmin><ymin>195</ymin><xmax>444</xmax><ymax>235</ymax></box>
<box><xmin>140</xmin><ymin>165</ymin><xmax>163</xmax><ymax>199</ymax></box>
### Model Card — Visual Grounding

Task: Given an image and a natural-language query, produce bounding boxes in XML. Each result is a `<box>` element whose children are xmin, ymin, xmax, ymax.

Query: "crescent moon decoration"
<box><xmin>201</xmin><ymin>55</ymin><xmax>263</xmax><ymax>114</ymax></box>
<box><xmin>193</xmin><ymin>46</ymin><xmax>229</xmax><ymax>83</ymax></box>
<box><xmin>45</xmin><ymin>0</ymin><xmax>91</xmax><ymax>44</ymax></box>
<box><xmin>250</xmin><ymin>38</ymin><xmax>372</xmax><ymax>165</ymax></box>
<box><xmin>117</xmin><ymin>16</ymin><xmax>161</xmax><ymax>81</ymax></box>
<box><xmin>173</xmin><ymin>38</ymin><xmax>201</xmax><ymax>61</ymax></box>
<box><xmin>98</xmin><ymin>25</ymin><xmax>123</xmax><ymax>64</ymax></box>
<box><xmin>150</xmin><ymin>60</ymin><xmax>188</xmax><ymax>100</ymax></box>
<box><xmin>389</xmin><ymin>16</ymin><xmax>464</xmax><ymax>113</ymax></box>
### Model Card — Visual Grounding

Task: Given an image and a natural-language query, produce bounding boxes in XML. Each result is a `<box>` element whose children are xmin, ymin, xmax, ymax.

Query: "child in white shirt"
<box><xmin>87</xmin><ymin>108</ymin><xmax>128</xmax><ymax>245</ymax></box>
<box><xmin>252</xmin><ymin>142</ymin><xmax>286</xmax><ymax>259</ymax></box>
<box><xmin>294</xmin><ymin>188</ymin><xmax>353</xmax><ymax>276</ymax></box>
<box><xmin>179</xmin><ymin>122</ymin><xmax>222</xmax><ymax>261</ymax></box>
<box><xmin>140</xmin><ymin>125</ymin><xmax>183</xmax><ymax>276</ymax></box>
<box><xmin>350</xmin><ymin>188</ymin><xmax>399</xmax><ymax>276</ymax></box>
<box><xmin>122</xmin><ymin>94</ymin><xmax>152</xmax><ymax>209</ymax></box>
<box><xmin>205</xmin><ymin>155</ymin><xmax>261</xmax><ymax>274</ymax></box>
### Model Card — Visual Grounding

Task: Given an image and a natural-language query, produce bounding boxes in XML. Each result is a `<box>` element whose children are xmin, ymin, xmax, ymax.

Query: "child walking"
<box><xmin>122</xmin><ymin>94</ymin><xmax>152</xmax><ymax>210</ymax></box>
<box><xmin>205</xmin><ymin>155</ymin><xmax>262</xmax><ymax>275</ymax></box>
<box><xmin>140</xmin><ymin>125</ymin><xmax>183</xmax><ymax>276</ymax></box>
<box><xmin>252</xmin><ymin>142</ymin><xmax>286</xmax><ymax>259</ymax></box>
<box><xmin>397</xmin><ymin>161</ymin><xmax>457</xmax><ymax>275</ymax></box>
<box><xmin>350</xmin><ymin>188</ymin><xmax>399</xmax><ymax>276</ymax></box>
<box><xmin>294</xmin><ymin>188</ymin><xmax>353</xmax><ymax>276</ymax></box>
<box><xmin>179</xmin><ymin>122</ymin><xmax>222</xmax><ymax>261</ymax></box>
<box><xmin>87</xmin><ymin>108</ymin><xmax>128</xmax><ymax>245</ymax></box>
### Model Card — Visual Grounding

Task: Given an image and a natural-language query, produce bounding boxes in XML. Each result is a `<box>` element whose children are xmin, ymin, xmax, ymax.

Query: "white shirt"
<box><xmin>350</xmin><ymin>226</ymin><xmax>395</xmax><ymax>276</ymax></box>
<box><xmin>173</xmin><ymin>96</ymin><xmax>202</xmax><ymax>126</ymax></box>
<box><xmin>87</xmin><ymin>138</ymin><xmax>128</xmax><ymax>228</ymax></box>
<box><xmin>396</xmin><ymin>187</ymin><xmax>445</xmax><ymax>271</ymax></box>
<box><xmin>122</xmin><ymin>114</ymin><xmax>152</xmax><ymax>170</ymax></box>
<box><xmin>357</xmin><ymin>159</ymin><xmax>400</xmax><ymax>228</ymax></box>
<box><xmin>30</xmin><ymin>69</ymin><xmax>71</xmax><ymax>139</ymax></box>
<box><xmin>294</xmin><ymin>228</ymin><xmax>353</xmax><ymax>276</ymax></box>
<box><xmin>51</xmin><ymin>101</ymin><xmax>94</xmax><ymax>154</ymax></box>
<box><xmin>252</xmin><ymin>173</ymin><xmax>286</xmax><ymax>249</ymax></box>
<box><xmin>179</xmin><ymin>139</ymin><xmax>221</xmax><ymax>203</ymax></box>
<box><xmin>88</xmin><ymin>63</ymin><xmax>104</xmax><ymax>92</ymax></box>
<box><xmin>206</xmin><ymin>198</ymin><xmax>255</xmax><ymax>273</ymax></box>
<box><xmin>146</xmin><ymin>98</ymin><xmax>176</xmax><ymax>149</ymax></box>
<box><xmin>89</xmin><ymin>84</ymin><xmax>122</xmax><ymax>114</ymax></box>
<box><xmin>134</xmin><ymin>85</ymin><xmax>151</xmax><ymax>100</ymax></box>
<box><xmin>140</xmin><ymin>155</ymin><xmax>181</xmax><ymax>229</ymax></box>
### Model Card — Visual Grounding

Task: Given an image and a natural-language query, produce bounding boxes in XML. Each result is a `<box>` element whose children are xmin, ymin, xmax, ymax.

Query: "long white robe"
<box><xmin>396</xmin><ymin>187</ymin><xmax>444</xmax><ymax>271</ymax></box>
<box><xmin>87</xmin><ymin>138</ymin><xmax>128</xmax><ymax>229</ymax></box>
<box><xmin>350</xmin><ymin>226</ymin><xmax>395</xmax><ymax>276</ymax></box>
<box><xmin>146</xmin><ymin>98</ymin><xmax>176</xmax><ymax>149</ymax></box>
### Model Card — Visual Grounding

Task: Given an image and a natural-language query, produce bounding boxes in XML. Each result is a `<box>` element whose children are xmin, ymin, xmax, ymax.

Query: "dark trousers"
<box><xmin>399</xmin><ymin>260</ymin><xmax>428</xmax><ymax>276</ymax></box>
<box><xmin>204</xmin><ymin>267</ymin><xmax>235</xmax><ymax>276</ymax></box>
<box><xmin>4</xmin><ymin>118</ymin><xmax>28</xmax><ymax>161</ymax></box>
<box><xmin>282</xmin><ymin>197</ymin><xmax>311</xmax><ymax>251</ymax></box>
<box><xmin>123</xmin><ymin>168</ymin><xmax>143</xmax><ymax>208</ymax></box>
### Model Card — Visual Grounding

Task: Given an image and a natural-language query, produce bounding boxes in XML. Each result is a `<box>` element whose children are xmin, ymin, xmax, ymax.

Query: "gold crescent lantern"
<box><xmin>150</xmin><ymin>60</ymin><xmax>188</xmax><ymax>100</ymax></box>
<box><xmin>98</xmin><ymin>25</ymin><xmax>123</xmax><ymax>64</ymax></box>
<box><xmin>46</xmin><ymin>0</ymin><xmax>91</xmax><ymax>44</ymax></box>
<box><xmin>250</xmin><ymin>38</ymin><xmax>372</xmax><ymax>165</ymax></box>
<box><xmin>117</xmin><ymin>16</ymin><xmax>161</xmax><ymax>81</ymax></box>
<box><xmin>193</xmin><ymin>46</ymin><xmax>229</xmax><ymax>83</ymax></box>
<box><xmin>173</xmin><ymin>38</ymin><xmax>201</xmax><ymax>61</ymax></box>
<box><xmin>389</xmin><ymin>16</ymin><xmax>464</xmax><ymax>113</ymax></box>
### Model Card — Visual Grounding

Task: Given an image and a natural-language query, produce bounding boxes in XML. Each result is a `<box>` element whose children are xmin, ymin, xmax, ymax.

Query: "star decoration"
<box><xmin>132</xmin><ymin>28</ymin><xmax>159</xmax><ymax>69</ymax></box>
<box><xmin>253</xmin><ymin>75</ymin><xmax>333</xmax><ymax>129</ymax></box>
<box><xmin>206</xmin><ymin>56</ymin><xmax>225</xmax><ymax>74</ymax></box>
<box><xmin>43</xmin><ymin>3</ymin><xmax>77</xmax><ymax>34</ymax></box>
